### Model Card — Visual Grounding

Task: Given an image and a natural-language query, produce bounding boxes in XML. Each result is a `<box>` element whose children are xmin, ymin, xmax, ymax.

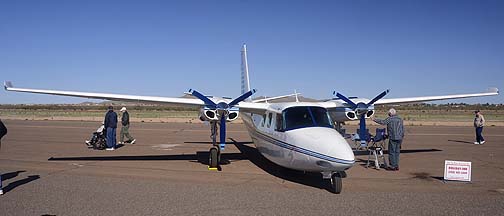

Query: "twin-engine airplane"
<box><xmin>4</xmin><ymin>44</ymin><xmax>499</xmax><ymax>193</ymax></box>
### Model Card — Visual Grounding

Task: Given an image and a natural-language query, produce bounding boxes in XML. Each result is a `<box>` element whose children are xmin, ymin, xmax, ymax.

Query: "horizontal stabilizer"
<box><xmin>252</xmin><ymin>92</ymin><xmax>301</xmax><ymax>103</ymax></box>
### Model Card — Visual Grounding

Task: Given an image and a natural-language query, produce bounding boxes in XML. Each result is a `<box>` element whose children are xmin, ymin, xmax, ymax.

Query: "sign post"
<box><xmin>444</xmin><ymin>160</ymin><xmax>472</xmax><ymax>182</ymax></box>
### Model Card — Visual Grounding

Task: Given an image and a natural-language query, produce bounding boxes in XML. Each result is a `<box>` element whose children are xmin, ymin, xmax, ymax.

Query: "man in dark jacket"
<box><xmin>104</xmin><ymin>106</ymin><xmax>118</xmax><ymax>150</ymax></box>
<box><xmin>0</xmin><ymin>119</ymin><xmax>6</xmax><ymax>195</ymax></box>
<box><xmin>0</xmin><ymin>119</ymin><xmax>6</xmax><ymax>147</ymax></box>
<box><xmin>119</xmin><ymin>107</ymin><xmax>135</xmax><ymax>144</ymax></box>
<box><xmin>372</xmin><ymin>108</ymin><xmax>404</xmax><ymax>171</ymax></box>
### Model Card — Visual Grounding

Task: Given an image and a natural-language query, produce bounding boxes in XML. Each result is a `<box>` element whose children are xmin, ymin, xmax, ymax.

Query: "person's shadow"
<box><xmin>2</xmin><ymin>170</ymin><xmax>40</xmax><ymax>193</ymax></box>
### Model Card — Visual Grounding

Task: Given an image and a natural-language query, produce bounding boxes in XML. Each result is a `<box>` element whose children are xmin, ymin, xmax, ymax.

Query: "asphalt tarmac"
<box><xmin>0</xmin><ymin>120</ymin><xmax>503</xmax><ymax>215</ymax></box>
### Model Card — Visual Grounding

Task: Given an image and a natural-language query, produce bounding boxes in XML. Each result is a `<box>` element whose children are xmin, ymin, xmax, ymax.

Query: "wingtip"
<box><xmin>487</xmin><ymin>87</ymin><xmax>499</xmax><ymax>94</ymax></box>
<box><xmin>4</xmin><ymin>81</ymin><xmax>13</xmax><ymax>90</ymax></box>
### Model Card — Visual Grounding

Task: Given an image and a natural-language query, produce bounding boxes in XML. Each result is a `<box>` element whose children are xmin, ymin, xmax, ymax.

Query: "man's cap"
<box><xmin>108</xmin><ymin>105</ymin><xmax>113</xmax><ymax>110</ymax></box>
<box><xmin>120</xmin><ymin>107</ymin><xmax>127</xmax><ymax>112</ymax></box>
<box><xmin>475</xmin><ymin>110</ymin><xmax>480</xmax><ymax>113</ymax></box>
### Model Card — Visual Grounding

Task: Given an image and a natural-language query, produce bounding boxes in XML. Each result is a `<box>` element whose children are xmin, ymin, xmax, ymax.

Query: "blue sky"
<box><xmin>1</xmin><ymin>0</ymin><xmax>503</xmax><ymax>104</ymax></box>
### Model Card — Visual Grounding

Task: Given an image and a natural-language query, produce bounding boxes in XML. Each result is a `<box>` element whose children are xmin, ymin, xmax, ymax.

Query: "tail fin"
<box><xmin>241</xmin><ymin>44</ymin><xmax>251</xmax><ymax>97</ymax></box>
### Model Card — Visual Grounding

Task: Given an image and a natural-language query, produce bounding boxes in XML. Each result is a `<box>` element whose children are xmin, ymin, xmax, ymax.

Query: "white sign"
<box><xmin>444</xmin><ymin>160</ymin><xmax>472</xmax><ymax>182</ymax></box>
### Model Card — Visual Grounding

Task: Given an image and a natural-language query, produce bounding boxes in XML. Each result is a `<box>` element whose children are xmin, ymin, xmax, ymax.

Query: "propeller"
<box><xmin>334</xmin><ymin>90</ymin><xmax>390</xmax><ymax>146</ymax></box>
<box><xmin>189</xmin><ymin>89</ymin><xmax>256</xmax><ymax>150</ymax></box>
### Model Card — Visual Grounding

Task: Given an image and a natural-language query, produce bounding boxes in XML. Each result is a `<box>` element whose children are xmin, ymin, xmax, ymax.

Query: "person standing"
<box><xmin>474</xmin><ymin>110</ymin><xmax>485</xmax><ymax>145</ymax></box>
<box><xmin>0</xmin><ymin>119</ymin><xmax>7</xmax><ymax>195</ymax></box>
<box><xmin>372</xmin><ymin>108</ymin><xmax>404</xmax><ymax>171</ymax></box>
<box><xmin>104</xmin><ymin>106</ymin><xmax>118</xmax><ymax>150</ymax></box>
<box><xmin>119</xmin><ymin>107</ymin><xmax>136</xmax><ymax>144</ymax></box>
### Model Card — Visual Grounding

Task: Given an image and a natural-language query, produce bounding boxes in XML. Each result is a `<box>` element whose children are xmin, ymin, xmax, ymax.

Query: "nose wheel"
<box><xmin>330</xmin><ymin>173</ymin><xmax>342</xmax><ymax>194</ymax></box>
<box><xmin>323</xmin><ymin>171</ymin><xmax>345</xmax><ymax>194</ymax></box>
<box><xmin>209</xmin><ymin>146</ymin><xmax>221</xmax><ymax>169</ymax></box>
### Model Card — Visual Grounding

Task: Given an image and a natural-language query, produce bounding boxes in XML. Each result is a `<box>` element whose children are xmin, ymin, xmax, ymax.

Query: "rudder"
<box><xmin>241</xmin><ymin>44</ymin><xmax>251</xmax><ymax>97</ymax></box>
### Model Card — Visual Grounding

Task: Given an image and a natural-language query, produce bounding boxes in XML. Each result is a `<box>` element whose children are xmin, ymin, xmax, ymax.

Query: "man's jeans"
<box><xmin>476</xmin><ymin>127</ymin><xmax>485</xmax><ymax>143</ymax></box>
<box><xmin>106</xmin><ymin>127</ymin><xmax>116</xmax><ymax>148</ymax></box>
<box><xmin>388</xmin><ymin>139</ymin><xmax>402</xmax><ymax>168</ymax></box>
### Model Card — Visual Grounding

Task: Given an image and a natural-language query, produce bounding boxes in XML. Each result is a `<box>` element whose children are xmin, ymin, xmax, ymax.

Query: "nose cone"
<box><xmin>286</xmin><ymin>127</ymin><xmax>355</xmax><ymax>164</ymax></box>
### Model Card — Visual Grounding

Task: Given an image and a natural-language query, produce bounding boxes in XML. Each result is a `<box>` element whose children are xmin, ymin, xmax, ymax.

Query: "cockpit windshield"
<box><xmin>282</xmin><ymin>106</ymin><xmax>333</xmax><ymax>131</ymax></box>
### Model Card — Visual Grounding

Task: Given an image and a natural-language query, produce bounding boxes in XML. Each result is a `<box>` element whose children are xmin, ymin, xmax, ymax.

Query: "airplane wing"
<box><xmin>3</xmin><ymin>81</ymin><xmax>271</xmax><ymax>112</ymax></box>
<box><xmin>235</xmin><ymin>101</ymin><xmax>269</xmax><ymax>114</ymax></box>
<box><xmin>374</xmin><ymin>88</ymin><xmax>499</xmax><ymax>105</ymax></box>
<box><xmin>319</xmin><ymin>88</ymin><xmax>499</xmax><ymax>108</ymax></box>
<box><xmin>4</xmin><ymin>81</ymin><xmax>205</xmax><ymax>107</ymax></box>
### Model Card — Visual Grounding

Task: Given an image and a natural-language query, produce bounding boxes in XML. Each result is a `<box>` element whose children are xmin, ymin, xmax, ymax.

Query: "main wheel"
<box><xmin>209</xmin><ymin>147</ymin><xmax>219</xmax><ymax>168</ymax></box>
<box><xmin>330</xmin><ymin>173</ymin><xmax>343</xmax><ymax>194</ymax></box>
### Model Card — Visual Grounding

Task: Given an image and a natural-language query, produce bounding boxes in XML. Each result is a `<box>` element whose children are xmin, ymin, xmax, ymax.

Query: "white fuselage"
<box><xmin>240</xmin><ymin>106</ymin><xmax>355</xmax><ymax>173</ymax></box>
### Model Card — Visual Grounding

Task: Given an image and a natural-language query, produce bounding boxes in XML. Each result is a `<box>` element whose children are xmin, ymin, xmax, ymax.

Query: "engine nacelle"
<box><xmin>199</xmin><ymin>109</ymin><xmax>218</xmax><ymax>121</ymax></box>
<box><xmin>227</xmin><ymin>111</ymin><xmax>239</xmax><ymax>122</ymax></box>
<box><xmin>198</xmin><ymin>108</ymin><xmax>240</xmax><ymax>122</ymax></box>
<box><xmin>329</xmin><ymin>110</ymin><xmax>358</xmax><ymax>122</ymax></box>
<box><xmin>364</xmin><ymin>110</ymin><xmax>374</xmax><ymax>118</ymax></box>
<box><xmin>328</xmin><ymin>108</ymin><xmax>375</xmax><ymax>122</ymax></box>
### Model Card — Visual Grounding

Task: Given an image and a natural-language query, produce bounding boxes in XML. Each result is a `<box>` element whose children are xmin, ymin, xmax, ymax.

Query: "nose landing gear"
<box><xmin>330</xmin><ymin>173</ymin><xmax>343</xmax><ymax>194</ymax></box>
<box><xmin>208</xmin><ymin>122</ymin><xmax>221</xmax><ymax>171</ymax></box>
<box><xmin>209</xmin><ymin>146</ymin><xmax>220</xmax><ymax>170</ymax></box>
<box><xmin>322</xmin><ymin>171</ymin><xmax>346</xmax><ymax>194</ymax></box>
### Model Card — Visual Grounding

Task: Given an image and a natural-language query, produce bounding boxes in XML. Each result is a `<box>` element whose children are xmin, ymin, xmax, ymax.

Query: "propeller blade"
<box><xmin>335</xmin><ymin>92</ymin><xmax>357</xmax><ymax>108</ymax></box>
<box><xmin>228</xmin><ymin>89</ymin><xmax>257</xmax><ymax>107</ymax></box>
<box><xmin>367</xmin><ymin>89</ymin><xmax>390</xmax><ymax>105</ymax></box>
<box><xmin>219</xmin><ymin>116</ymin><xmax>226</xmax><ymax>150</ymax></box>
<box><xmin>359</xmin><ymin>114</ymin><xmax>367</xmax><ymax>146</ymax></box>
<box><xmin>189</xmin><ymin>89</ymin><xmax>217</xmax><ymax>108</ymax></box>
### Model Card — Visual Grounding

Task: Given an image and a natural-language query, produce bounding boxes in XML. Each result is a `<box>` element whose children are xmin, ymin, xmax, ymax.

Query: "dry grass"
<box><xmin>1</xmin><ymin>104</ymin><xmax>503</xmax><ymax>126</ymax></box>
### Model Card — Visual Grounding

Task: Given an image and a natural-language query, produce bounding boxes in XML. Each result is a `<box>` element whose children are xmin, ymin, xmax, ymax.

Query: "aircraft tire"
<box><xmin>209</xmin><ymin>147</ymin><xmax>219</xmax><ymax>168</ymax></box>
<box><xmin>330</xmin><ymin>173</ymin><xmax>342</xmax><ymax>194</ymax></box>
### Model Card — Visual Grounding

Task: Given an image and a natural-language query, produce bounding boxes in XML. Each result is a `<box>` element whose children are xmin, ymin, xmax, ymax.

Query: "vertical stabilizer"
<box><xmin>241</xmin><ymin>44</ymin><xmax>251</xmax><ymax>97</ymax></box>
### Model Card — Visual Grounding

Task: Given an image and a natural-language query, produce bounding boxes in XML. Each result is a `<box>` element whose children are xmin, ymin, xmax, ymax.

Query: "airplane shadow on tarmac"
<box><xmin>228</xmin><ymin>138</ymin><xmax>334</xmax><ymax>192</ymax></box>
<box><xmin>48</xmin><ymin>141</ymin><xmax>443</xmax><ymax>193</ymax></box>
<box><xmin>48</xmin><ymin>152</ymin><xmax>247</xmax><ymax>166</ymax></box>
<box><xmin>48</xmin><ymin>140</ymin><xmax>334</xmax><ymax>192</ymax></box>
<box><xmin>447</xmin><ymin>140</ymin><xmax>474</xmax><ymax>144</ymax></box>
<box><xmin>353</xmin><ymin>148</ymin><xmax>443</xmax><ymax>156</ymax></box>
<box><xmin>353</xmin><ymin>148</ymin><xmax>442</xmax><ymax>168</ymax></box>
<box><xmin>1</xmin><ymin>170</ymin><xmax>41</xmax><ymax>193</ymax></box>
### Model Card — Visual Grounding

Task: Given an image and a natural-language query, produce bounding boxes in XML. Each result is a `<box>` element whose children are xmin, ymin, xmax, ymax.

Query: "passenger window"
<box><xmin>267</xmin><ymin>113</ymin><xmax>273</xmax><ymax>128</ymax></box>
<box><xmin>275</xmin><ymin>114</ymin><xmax>284</xmax><ymax>132</ymax></box>
<box><xmin>261</xmin><ymin>114</ymin><xmax>266</xmax><ymax>127</ymax></box>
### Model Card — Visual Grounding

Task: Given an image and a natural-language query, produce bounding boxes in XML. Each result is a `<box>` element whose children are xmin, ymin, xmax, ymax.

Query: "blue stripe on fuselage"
<box><xmin>249</xmin><ymin>129</ymin><xmax>355</xmax><ymax>165</ymax></box>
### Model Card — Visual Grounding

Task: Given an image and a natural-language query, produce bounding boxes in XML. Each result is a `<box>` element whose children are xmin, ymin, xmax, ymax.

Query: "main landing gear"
<box><xmin>208</xmin><ymin>122</ymin><xmax>221</xmax><ymax>170</ymax></box>
<box><xmin>323</xmin><ymin>171</ymin><xmax>346</xmax><ymax>194</ymax></box>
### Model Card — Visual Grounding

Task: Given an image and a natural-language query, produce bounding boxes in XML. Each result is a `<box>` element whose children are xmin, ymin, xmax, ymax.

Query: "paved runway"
<box><xmin>0</xmin><ymin>120</ymin><xmax>503</xmax><ymax>215</ymax></box>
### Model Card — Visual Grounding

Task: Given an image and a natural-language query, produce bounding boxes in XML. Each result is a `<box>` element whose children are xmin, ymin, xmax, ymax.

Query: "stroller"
<box><xmin>85</xmin><ymin>123</ymin><xmax>107</xmax><ymax>150</ymax></box>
